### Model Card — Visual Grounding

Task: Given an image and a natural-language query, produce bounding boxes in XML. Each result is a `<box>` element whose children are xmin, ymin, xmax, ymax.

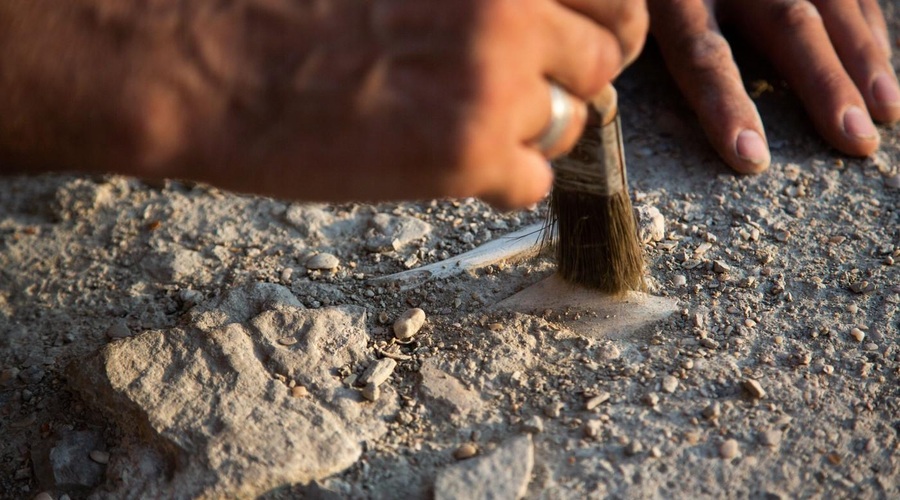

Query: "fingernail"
<box><xmin>842</xmin><ymin>106</ymin><xmax>878</xmax><ymax>140</ymax></box>
<box><xmin>872</xmin><ymin>73</ymin><xmax>900</xmax><ymax>107</ymax></box>
<box><xmin>735</xmin><ymin>129</ymin><xmax>769</xmax><ymax>164</ymax></box>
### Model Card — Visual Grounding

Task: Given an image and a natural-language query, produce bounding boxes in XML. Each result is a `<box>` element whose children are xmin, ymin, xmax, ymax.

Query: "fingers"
<box><xmin>475</xmin><ymin>149</ymin><xmax>555</xmax><ymax>210</ymax></box>
<box><xmin>649</xmin><ymin>0</ymin><xmax>770</xmax><ymax>173</ymax></box>
<box><xmin>858</xmin><ymin>0</ymin><xmax>892</xmax><ymax>57</ymax></box>
<box><xmin>557</xmin><ymin>0</ymin><xmax>650</xmax><ymax>68</ymax></box>
<box><xmin>811</xmin><ymin>0</ymin><xmax>900</xmax><ymax>124</ymax></box>
<box><xmin>729</xmin><ymin>0</ymin><xmax>879</xmax><ymax>157</ymax></box>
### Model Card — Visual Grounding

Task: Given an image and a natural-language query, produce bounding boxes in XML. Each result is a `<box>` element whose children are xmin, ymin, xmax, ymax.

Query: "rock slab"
<box><xmin>434</xmin><ymin>435</ymin><xmax>534</xmax><ymax>500</ymax></box>
<box><xmin>69</xmin><ymin>284</ymin><xmax>397</xmax><ymax>499</ymax></box>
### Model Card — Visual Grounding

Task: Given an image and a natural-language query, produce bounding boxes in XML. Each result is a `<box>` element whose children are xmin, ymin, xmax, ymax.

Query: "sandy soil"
<box><xmin>2</xmin><ymin>6</ymin><xmax>900</xmax><ymax>499</ymax></box>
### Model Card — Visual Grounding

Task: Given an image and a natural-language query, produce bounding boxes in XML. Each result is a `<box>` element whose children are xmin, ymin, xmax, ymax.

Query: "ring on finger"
<box><xmin>533</xmin><ymin>81</ymin><xmax>575</xmax><ymax>155</ymax></box>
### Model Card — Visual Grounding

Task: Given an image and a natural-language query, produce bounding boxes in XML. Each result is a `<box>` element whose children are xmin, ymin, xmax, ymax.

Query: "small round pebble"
<box><xmin>277</xmin><ymin>336</ymin><xmax>298</xmax><ymax>346</ymax></box>
<box><xmin>673</xmin><ymin>275</ymin><xmax>687</xmax><ymax>287</ymax></box>
<box><xmin>759</xmin><ymin>429</ymin><xmax>783</xmax><ymax>447</ymax></box>
<box><xmin>702</xmin><ymin>402</ymin><xmax>721</xmax><ymax>420</ymax></box>
<box><xmin>393</xmin><ymin>308</ymin><xmax>426</xmax><ymax>341</ymax></box>
<box><xmin>823</xmin><ymin>365</ymin><xmax>835</xmax><ymax>375</ymax></box>
<box><xmin>742</xmin><ymin>379</ymin><xmax>766</xmax><ymax>399</ymax></box>
<box><xmin>661</xmin><ymin>376</ymin><xmax>678</xmax><ymax>394</ymax></box>
<box><xmin>453</xmin><ymin>443</ymin><xmax>478</xmax><ymax>460</ymax></box>
<box><xmin>306</xmin><ymin>253</ymin><xmax>340</xmax><ymax>271</ymax></box>
<box><xmin>642</xmin><ymin>393</ymin><xmax>660</xmax><ymax>407</ymax></box>
<box><xmin>850</xmin><ymin>328</ymin><xmax>866</xmax><ymax>342</ymax></box>
<box><xmin>720</xmin><ymin>439</ymin><xmax>740</xmax><ymax>459</ymax></box>
<box><xmin>291</xmin><ymin>385</ymin><xmax>309</xmax><ymax>398</ymax></box>
<box><xmin>625</xmin><ymin>440</ymin><xmax>644</xmax><ymax>456</ymax></box>
<box><xmin>89</xmin><ymin>450</ymin><xmax>110</xmax><ymax>465</ymax></box>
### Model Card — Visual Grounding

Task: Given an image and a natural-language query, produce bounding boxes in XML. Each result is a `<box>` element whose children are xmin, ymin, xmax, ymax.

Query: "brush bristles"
<box><xmin>547</xmin><ymin>187</ymin><xmax>645</xmax><ymax>294</ymax></box>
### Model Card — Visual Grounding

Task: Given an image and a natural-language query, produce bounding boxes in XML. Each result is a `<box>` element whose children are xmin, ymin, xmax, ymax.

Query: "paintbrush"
<box><xmin>545</xmin><ymin>85</ymin><xmax>645</xmax><ymax>294</ymax></box>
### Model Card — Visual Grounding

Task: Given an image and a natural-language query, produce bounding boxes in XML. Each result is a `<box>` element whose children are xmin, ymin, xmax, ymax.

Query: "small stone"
<box><xmin>18</xmin><ymin>366</ymin><xmax>45</xmax><ymax>385</ymax></box>
<box><xmin>291</xmin><ymin>385</ymin><xmax>309</xmax><ymax>398</ymax></box>
<box><xmin>277</xmin><ymin>336</ymin><xmax>298</xmax><ymax>346</ymax></box>
<box><xmin>850</xmin><ymin>328</ymin><xmax>866</xmax><ymax>342</ymax></box>
<box><xmin>823</xmin><ymin>364</ymin><xmax>835</xmax><ymax>375</ymax></box>
<box><xmin>585</xmin><ymin>392</ymin><xmax>610</xmax><ymax>410</ymax></box>
<box><xmin>362</xmin><ymin>382</ymin><xmax>380</xmax><ymax>402</ymax></box>
<box><xmin>543</xmin><ymin>401</ymin><xmax>564</xmax><ymax>419</ymax></box>
<box><xmin>713</xmin><ymin>260</ymin><xmax>731</xmax><ymax>274</ymax></box>
<box><xmin>637</xmin><ymin>205</ymin><xmax>666</xmax><ymax>243</ymax></box>
<box><xmin>702</xmin><ymin>402</ymin><xmax>721</xmax><ymax>420</ymax></box>
<box><xmin>625</xmin><ymin>440</ymin><xmax>644</xmax><ymax>456</ymax></box>
<box><xmin>850</xmin><ymin>281</ymin><xmax>874</xmax><ymax>294</ymax></box>
<box><xmin>700</xmin><ymin>338</ymin><xmax>719</xmax><ymax>349</ymax></box>
<box><xmin>453</xmin><ymin>443</ymin><xmax>478</xmax><ymax>460</ymax></box>
<box><xmin>598</xmin><ymin>344</ymin><xmax>621</xmax><ymax>361</ymax></box>
<box><xmin>105</xmin><ymin>319</ymin><xmax>132</xmax><ymax>340</ymax></box>
<box><xmin>720</xmin><ymin>439</ymin><xmax>740</xmax><ymax>459</ymax></box>
<box><xmin>846</xmin><ymin>303</ymin><xmax>859</xmax><ymax>315</ymax></box>
<box><xmin>650</xmin><ymin>446</ymin><xmax>662</xmax><ymax>458</ymax></box>
<box><xmin>681</xmin><ymin>359</ymin><xmax>694</xmax><ymax>370</ymax></box>
<box><xmin>742</xmin><ymin>379</ymin><xmax>766</xmax><ymax>399</ymax></box>
<box><xmin>744</xmin><ymin>318</ymin><xmax>757</xmax><ymax>328</ymax></box>
<box><xmin>583</xmin><ymin>420</ymin><xmax>603</xmax><ymax>439</ymax></box>
<box><xmin>773</xmin><ymin>336</ymin><xmax>784</xmax><ymax>345</ymax></box>
<box><xmin>306</xmin><ymin>253</ymin><xmax>340</xmax><ymax>271</ymax></box>
<box><xmin>396</xmin><ymin>412</ymin><xmax>414</xmax><ymax>425</ymax></box>
<box><xmin>673</xmin><ymin>275</ymin><xmax>687</xmax><ymax>287</ymax></box>
<box><xmin>759</xmin><ymin>429</ymin><xmax>783</xmax><ymax>447</ymax></box>
<box><xmin>884</xmin><ymin>174</ymin><xmax>900</xmax><ymax>189</ymax></box>
<box><xmin>393</xmin><ymin>308</ymin><xmax>426</xmax><ymax>341</ymax></box>
<box><xmin>661</xmin><ymin>376</ymin><xmax>678</xmax><ymax>394</ymax></box>
<box><xmin>642</xmin><ymin>393</ymin><xmax>660</xmax><ymax>407</ymax></box>
<box><xmin>359</xmin><ymin>358</ymin><xmax>397</xmax><ymax>387</ymax></box>
<box><xmin>280</xmin><ymin>267</ymin><xmax>294</xmax><ymax>283</ymax></box>
<box><xmin>684</xmin><ymin>431</ymin><xmax>701</xmax><ymax>445</ymax></box>
<box><xmin>521</xmin><ymin>416</ymin><xmax>544</xmax><ymax>434</ymax></box>
<box><xmin>89</xmin><ymin>450</ymin><xmax>109</xmax><ymax>465</ymax></box>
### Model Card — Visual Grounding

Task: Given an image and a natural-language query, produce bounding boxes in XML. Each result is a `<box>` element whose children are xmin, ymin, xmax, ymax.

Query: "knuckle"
<box><xmin>769</xmin><ymin>0</ymin><xmax>822</xmax><ymax>29</ymax></box>
<box><xmin>678</xmin><ymin>31</ymin><xmax>734</xmax><ymax>73</ymax></box>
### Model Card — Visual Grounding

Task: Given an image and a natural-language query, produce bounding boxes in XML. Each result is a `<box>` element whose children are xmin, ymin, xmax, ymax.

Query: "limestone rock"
<box><xmin>368</xmin><ymin>213</ymin><xmax>433</xmax><ymax>252</ymax></box>
<box><xmin>416</xmin><ymin>359</ymin><xmax>484</xmax><ymax>421</ymax></box>
<box><xmin>434</xmin><ymin>435</ymin><xmax>534</xmax><ymax>500</ymax></box>
<box><xmin>636</xmin><ymin>205</ymin><xmax>665</xmax><ymax>243</ymax></box>
<box><xmin>69</xmin><ymin>284</ymin><xmax>397</xmax><ymax>498</ymax></box>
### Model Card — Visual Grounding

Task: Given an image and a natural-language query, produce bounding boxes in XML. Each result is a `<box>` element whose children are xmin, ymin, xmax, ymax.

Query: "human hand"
<box><xmin>648</xmin><ymin>0</ymin><xmax>899</xmax><ymax>173</ymax></box>
<box><xmin>0</xmin><ymin>0</ymin><xmax>647</xmax><ymax>210</ymax></box>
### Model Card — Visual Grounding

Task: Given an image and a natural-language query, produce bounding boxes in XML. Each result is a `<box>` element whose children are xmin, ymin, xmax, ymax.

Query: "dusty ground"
<box><xmin>2</xmin><ymin>6</ymin><xmax>900</xmax><ymax>499</ymax></box>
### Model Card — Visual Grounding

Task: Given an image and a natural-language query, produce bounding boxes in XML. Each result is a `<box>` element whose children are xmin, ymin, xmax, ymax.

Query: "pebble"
<box><xmin>105</xmin><ymin>319</ymin><xmax>132</xmax><ymax>340</ymax></box>
<box><xmin>585</xmin><ymin>392</ymin><xmax>610</xmax><ymax>410</ymax></box>
<box><xmin>362</xmin><ymin>382</ymin><xmax>380</xmax><ymax>402</ymax></box>
<box><xmin>89</xmin><ymin>450</ymin><xmax>110</xmax><ymax>465</ymax></box>
<box><xmin>713</xmin><ymin>260</ymin><xmax>731</xmax><ymax>274</ymax></box>
<box><xmin>744</xmin><ymin>319</ymin><xmax>757</xmax><ymax>328</ymax></box>
<box><xmin>277</xmin><ymin>336</ymin><xmax>298</xmax><ymax>346</ymax></box>
<box><xmin>18</xmin><ymin>366</ymin><xmax>45</xmax><ymax>385</ymax></box>
<box><xmin>673</xmin><ymin>275</ymin><xmax>687</xmax><ymax>287</ymax></box>
<box><xmin>583</xmin><ymin>420</ymin><xmax>603</xmax><ymax>439</ymax></box>
<box><xmin>773</xmin><ymin>336</ymin><xmax>784</xmax><ymax>345</ymax></box>
<box><xmin>393</xmin><ymin>308</ymin><xmax>426</xmax><ymax>341</ymax></box>
<box><xmin>522</xmin><ymin>416</ymin><xmax>544</xmax><ymax>434</ymax></box>
<box><xmin>823</xmin><ymin>364</ymin><xmax>835</xmax><ymax>375</ymax></box>
<box><xmin>598</xmin><ymin>344</ymin><xmax>621</xmax><ymax>361</ymax></box>
<box><xmin>720</xmin><ymin>439</ymin><xmax>740</xmax><ymax>459</ymax></box>
<box><xmin>846</xmin><ymin>303</ymin><xmax>859</xmax><ymax>315</ymax></box>
<box><xmin>850</xmin><ymin>328</ymin><xmax>866</xmax><ymax>342</ymax></box>
<box><xmin>625</xmin><ymin>440</ymin><xmax>644</xmax><ymax>456</ymax></box>
<box><xmin>543</xmin><ymin>401</ymin><xmax>564</xmax><ymax>419</ymax></box>
<box><xmin>642</xmin><ymin>393</ymin><xmax>660</xmax><ymax>407</ymax></box>
<box><xmin>359</xmin><ymin>358</ymin><xmax>397</xmax><ymax>387</ymax></box>
<box><xmin>702</xmin><ymin>402</ymin><xmax>721</xmax><ymax>420</ymax></box>
<box><xmin>661</xmin><ymin>376</ymin><xmax>678</xmax><ymax>394</ymax></box>
<box><xmin>681</xmin><ymin>359</ymin><xmax>694</xmax><ymax>370</ymax></box>
<box><xmin>742</xmin><ymin>379</ymin><xmax>766</xmax><ymax>399</ymax></box>
<box><xmin>650</xmin><ymin>446</ymin><xmax>662</xmax><ymax>458</ymax></box>
<box><xmin>305</xmin><ymin>252</ymin><xmax>340</xmax><ymax>271</ymax></box>
<box><xmin>850</xmin><ymin>281</ymin><xmax>874</xmax><ymax>294</ymax></box>
<box><xmin>453</xmin><ymin>443</ymin><xmax>478</xmax><ymax>460</ymax></box>
<box><xmin>291</xmin><ymin>385</ymin><xmax>309</xmax><ymax>398</ymax></box>
<box><xmin>700</xmin><ymin>338</ymin><xmax>719</xmax><ymax>349</ymax></box>
<box><xmin>884</xmin><ymin>173</ymin><xmax>900</xmax><ymax>189</ymax></box>
<box><xmin>759</xmin><ymin>429</ymin><xmax>783</xmax><ymax>447</ymax></box>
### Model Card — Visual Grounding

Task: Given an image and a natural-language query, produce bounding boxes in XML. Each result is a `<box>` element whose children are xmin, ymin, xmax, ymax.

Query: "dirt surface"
<box><xmin>2</xmin><ymin>6</ymin><xmax>900</xmax><ymax>499</ymax></box>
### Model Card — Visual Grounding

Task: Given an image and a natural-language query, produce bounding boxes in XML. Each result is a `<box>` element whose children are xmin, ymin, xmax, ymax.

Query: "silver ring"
<box><xmin>533</xmin><ymin>82</ymin><xmax>574</xmax><ymax>155</ymax></box>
